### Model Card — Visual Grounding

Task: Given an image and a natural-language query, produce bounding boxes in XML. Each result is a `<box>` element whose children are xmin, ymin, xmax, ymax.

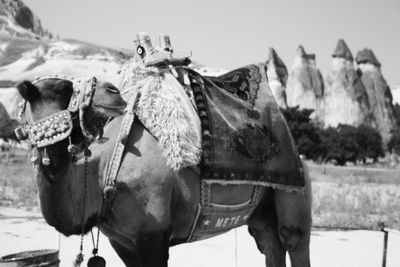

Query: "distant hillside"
<box><xmin>0</xmin><ymin>35</ymin><xmax>135</xmax><ymax>84</ymax></box>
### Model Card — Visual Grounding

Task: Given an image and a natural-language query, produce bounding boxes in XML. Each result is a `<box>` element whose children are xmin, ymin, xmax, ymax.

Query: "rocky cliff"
<box><xmin>286</xmin><ymin>45</ymin><xmax>324</xmax><ymax>120</ymax></box>
<box><xmin>0</xmin><ymin>0</ymin><xmax>136</xmax><ymax>121</ymax></box>
<box><xmin>356</xmin><ymin>48</ymin><xmax>395</xmax><ymax>143</ymax></box>
<box><xmin>0</xmin><ymin>0</ymin><xmax>135</xmax><ymax>82</ymax></box>
<box><xmin>323</xmin><ymin>39</ymin><xmax>371</xmax><ymax>127</ymax></box>
<box><xmin>392</xmin><ymin>85</ymin><xmax>400</xmax><ymax>104</ymax></box>
<box><xmin>265</xmin><ymin>47</ymin><xmax>288</xmax><ymax>108</ymax></box>
<box><xmin>0</xmin><ymin>0</ymin><xmax>52</xmax><ymax>39</ymax></box>
<box><xmin>0</xmin><ymin>100</ymin><xmax>18</xmax><ymax>140</ymax></box>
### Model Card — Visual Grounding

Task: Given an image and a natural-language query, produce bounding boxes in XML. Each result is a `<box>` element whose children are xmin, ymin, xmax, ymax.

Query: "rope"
<box><xmin>90</xmin><ymin>227</ymin><xmax>101</xmax><ymax>255</ymax></box>
<box><xmin>73</xmin><ymin>151</ymin><xmax>89</xmax><ymax>267</ymax></box>
<box><xmin>234</xmin><ymin>228</ymin><xmax>238</xmax><ymax>267</ymax></box>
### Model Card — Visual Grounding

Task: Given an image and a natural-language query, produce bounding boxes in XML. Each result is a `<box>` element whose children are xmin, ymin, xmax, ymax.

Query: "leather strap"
<box><xmin>101</xmin><ymin>90</ymin><xmax>139</xmax><ymax>218</ymax></box>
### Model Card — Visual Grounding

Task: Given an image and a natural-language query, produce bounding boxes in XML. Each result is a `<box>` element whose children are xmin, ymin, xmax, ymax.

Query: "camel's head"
<box><xmin>15</xmin><ymin>76</ymin><xmax>126</xmax><ymax>162</ymax></box>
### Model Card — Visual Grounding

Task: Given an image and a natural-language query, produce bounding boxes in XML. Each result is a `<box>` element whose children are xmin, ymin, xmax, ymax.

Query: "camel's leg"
<box><xmin>109</xmin><ymin>239</ymin><xmax>141</xmax><ymax>267</ymax></box>
<box><xmin>273</xmin><ymin>169</ymin><xmax>312</xmax><ymax>267</ymax></box>
<box><xmin>248</xmin><ymin>189</ymin><xmax>286</xmax><ymax>267</ymax></box>
<box><xmin>109</xmin><ymin>231</ymin><xmax>169</xmax><ymax>267</ymax></box>
<box><xmin>135</xmin><ymin>232</ymin><xmax>170</xmax><ymax>267</ymax></box>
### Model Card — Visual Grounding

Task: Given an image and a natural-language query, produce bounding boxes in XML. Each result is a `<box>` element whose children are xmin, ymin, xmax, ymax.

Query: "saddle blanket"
<box><xmin>189</xmin><ymin>64</ymin><xmax>305</xmax><ymax>191</ymax></box>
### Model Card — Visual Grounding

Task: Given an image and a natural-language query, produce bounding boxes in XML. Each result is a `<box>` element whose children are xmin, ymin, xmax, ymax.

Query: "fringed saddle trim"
<box><xmin>120</xmin><ymin>63</ymin><xmax>202</xmax><ymax>171</ymax></box>
<box><xmin>201</xmin><ymin>179</ymin><xmax>305</xmax><ymax>194</ymax></box>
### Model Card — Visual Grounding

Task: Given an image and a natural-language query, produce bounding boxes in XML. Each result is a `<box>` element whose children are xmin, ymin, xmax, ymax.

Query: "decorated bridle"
<box><xmin>14</xmin><ymin>75</ymin><xmax>99</xmax><ymax>165</ymax></box>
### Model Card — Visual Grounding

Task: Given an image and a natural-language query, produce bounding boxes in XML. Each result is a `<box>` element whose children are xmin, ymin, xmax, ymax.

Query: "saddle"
<box><xmin>119</xmin><ymin>32</ymin><xmax>304</xmax><ymax>190</ymax></box>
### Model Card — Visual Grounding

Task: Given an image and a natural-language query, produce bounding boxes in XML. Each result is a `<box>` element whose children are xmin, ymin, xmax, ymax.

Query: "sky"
<box><xmin>24</xmin><ymin>0</ymin><xmax>400</xmax><ymax>86</ymax></box>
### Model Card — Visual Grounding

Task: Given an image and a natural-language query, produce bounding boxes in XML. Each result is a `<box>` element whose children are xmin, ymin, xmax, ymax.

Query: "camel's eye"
<box><xmin>105</xmin><ymin>84</ymin><xmax>120</xmax><ymax>94</ymax></box>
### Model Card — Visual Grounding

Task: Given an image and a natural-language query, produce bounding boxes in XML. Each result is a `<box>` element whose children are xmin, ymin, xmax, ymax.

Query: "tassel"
<box><xmin>68</xmin><ymin>136</ymin><xmax>79</xmax><ymax>154</ymax></box>
<box><xmin>42</xmin><ymin>148</ymin><xmax>51</xmax><ymax>166</ymax></box>
<box><xmin>73</xmin><ymin>253</ymin><xmax>84</xmax><ymax>267</ymax></box>
<box><xmin>30</xmin><ymin>148</ymin><xmax>40</xmax><ymax>164</ymax></box>
<box><xmin>14</xmin><ymin>126</ymin><xmax>28</xmax><ymax>140</ymax></box>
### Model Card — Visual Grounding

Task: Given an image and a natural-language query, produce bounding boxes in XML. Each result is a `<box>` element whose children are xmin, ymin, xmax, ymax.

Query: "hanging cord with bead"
<box><xmin>73</xmin><ymin>149</ymin><xmax>90</xmax><ymax>267</ymax></box>
<box><xmin>90</xmin><ymin>227</ymin><xmax>101</xmax><ymax>256</ymax></box>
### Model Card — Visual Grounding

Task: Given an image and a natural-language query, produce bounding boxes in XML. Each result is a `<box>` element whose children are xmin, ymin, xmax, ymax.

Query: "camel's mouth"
<box><xmin>92</xmin><ymin>103</ymin><xmax>126</xmax><ymax>117</ymax></box>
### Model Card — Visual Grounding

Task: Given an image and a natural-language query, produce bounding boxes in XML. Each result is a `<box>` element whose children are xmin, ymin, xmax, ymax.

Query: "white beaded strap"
<box><xmin>103</xmin><ymin>89</ymin><xmax>140</xmax><ymax>201</ymax></box>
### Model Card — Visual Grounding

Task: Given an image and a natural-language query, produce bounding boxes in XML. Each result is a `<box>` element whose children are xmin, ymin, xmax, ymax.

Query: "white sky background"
<box><xmin>24</xmin><ymin>0</ymin><xmax>400</xmax><ymax>85</ymax></box>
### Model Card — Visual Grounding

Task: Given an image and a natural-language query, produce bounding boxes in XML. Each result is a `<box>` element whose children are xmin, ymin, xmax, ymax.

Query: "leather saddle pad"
<box><xmin>188</xmin><ymin>64</ymin><xmax>305</xmax><ymax>190</ymax></box>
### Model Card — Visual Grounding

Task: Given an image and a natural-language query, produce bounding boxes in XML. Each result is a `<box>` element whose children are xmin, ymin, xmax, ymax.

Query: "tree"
<box><xmin>281</xmin><ymin>106</ymin><xmax>324</xmax><ymax>161</ymax></box>
<box><xmin>320</xmin><ymin>124</ymin><xmax>384</xmax><ymax>165</ymax></box>
<box><xmin>355</xmin><ymin>124</ymin><xmax>384</xmax><ymax>163</ymax></box>
<box><xmin>281</xmin><ymin>106</ymin><xmax>384</xmax><ymax>165</ymax></box>
<box><xmin>388</xmin><ymin>129</ymin><xmax>400</xmax><ymax>155</ymax></box>
<box><xmin>321</xmin><ymin>125</ymin><xmax>359</xmax><ymax>165</ymax></box>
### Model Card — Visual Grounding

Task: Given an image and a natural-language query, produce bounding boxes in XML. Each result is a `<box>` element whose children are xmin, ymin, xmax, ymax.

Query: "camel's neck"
<box><xmin>35</xmin><ymin>140</ymin><xmax>102</xmax><ymax>236</ymax></box>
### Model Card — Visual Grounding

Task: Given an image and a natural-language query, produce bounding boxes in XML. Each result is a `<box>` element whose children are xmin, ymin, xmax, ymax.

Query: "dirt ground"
<box><xmin>0</xmin><ymin>207</ymin><xmax>399</xmax><ymax>267</ymax></box>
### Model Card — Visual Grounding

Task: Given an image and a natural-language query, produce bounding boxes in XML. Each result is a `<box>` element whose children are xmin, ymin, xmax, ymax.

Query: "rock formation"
<box><xmin>0</xmin><ymin>0</ymin><xmax>52</xmax><ymax>39</ymax></box>
<box><xmin>0</xmin><ymin>0</ymin><xmax>132</xmax><ymax>84</ymax></box>
<box><xmin>356</xmin><ymin>48</ymin><xmax>395</xmax><ymax>143</ymax></box>
<box><xmin>265</xmin><ymin>47</ymin><xmax>288</xmax><ymax>108</ymax></box>
<box><xmin>286</xmin><ymin>45</ymin><xmax>324</xmax><ymax>120</ymax></box>
<box><xmin>392</xmin><ymin>84</ymin><xmax>400</xmax><ymax>105</ymax></box>
<box><xmin>323</xmin><ymin>39</ymin><xmax>371</xmax><ymax>127</ymax></box>
<box><xmin>0</xmin><ymin>101</ymin><xmax>19</xmax><ymax>141</ymax></box>
<box><xmin>0</xmin><ymin>87</ymin><xmax>23</xmax><ymax>119</ymax></box>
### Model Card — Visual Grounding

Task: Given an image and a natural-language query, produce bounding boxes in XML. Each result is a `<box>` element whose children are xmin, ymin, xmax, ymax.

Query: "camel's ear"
<box><xmin>16</xmin><ymin>81</ymin><xmax>40</xmax><ymax>102</ymax></box>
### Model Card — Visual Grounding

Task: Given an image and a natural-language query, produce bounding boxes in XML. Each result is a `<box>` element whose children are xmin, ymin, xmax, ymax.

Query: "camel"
<box><xmin>16</xmin><ymin>68</ymin><xmax>312</xmax><ymax>267</ymax></box>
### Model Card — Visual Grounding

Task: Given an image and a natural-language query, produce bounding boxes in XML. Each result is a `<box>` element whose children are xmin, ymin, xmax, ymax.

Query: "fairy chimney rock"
<box><xmin>356</xmin><ymin>48</ymin><xmax>395</xmax><ymax>143</ymax></box>
<box><xmin>332</xmin><ymin>39</ymin><xmax>354</xmax><ymax>61</ymax></box>
<box><xmin>323</xmin><ymin>39</ymin><xmax>371</xmax><ymax>127</ymax></box>
<box><xmin>265</xmin><ymin>47</ymin><xmax>288</xmax><ymax>108</ymax></box>
<box><xmin>286</xmin><ymin>45</ymin><xmax>324</xmax><ymax>119</ymax></box>
<box><xmin>356</xmin><ymin>48</ymin><xmax>381</xmax><ymax>67</ymax></box>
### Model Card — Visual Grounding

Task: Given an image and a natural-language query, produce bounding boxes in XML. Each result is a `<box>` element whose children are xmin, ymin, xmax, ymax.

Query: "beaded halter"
<box><xmin>15</xmin><ymin>75</ymin><xmax>98</xmax><ymax>161</ymax></box>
